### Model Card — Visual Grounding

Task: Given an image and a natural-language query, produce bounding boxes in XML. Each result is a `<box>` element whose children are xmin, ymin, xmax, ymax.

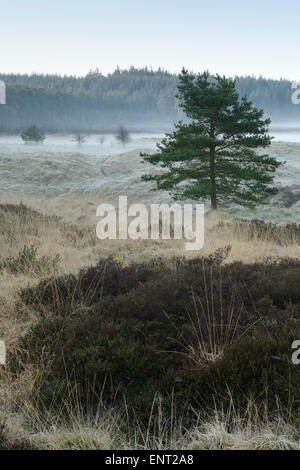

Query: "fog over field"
<box><xmin>1</xmin><ymin>69</ymin><xmax>300</xmax><ymax>133</ymax></box>
<box><xmin>0</xmin><ymin>138</ymin><xmax>299</xmax><ymax>225</ymax></box>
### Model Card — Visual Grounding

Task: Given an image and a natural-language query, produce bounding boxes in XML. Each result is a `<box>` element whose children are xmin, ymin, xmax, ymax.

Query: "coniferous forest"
<box><xmin>0</xmin><ymin>67</ymin><xmax>298</xmax><ymax>133</ymax></box>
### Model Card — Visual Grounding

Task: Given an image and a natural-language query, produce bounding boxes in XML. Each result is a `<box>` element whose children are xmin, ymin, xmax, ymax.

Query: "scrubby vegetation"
<box><xmin>0</xmin><ymin>203</ymin><xmax>300</xmax><ymax>449</ymax></box>
<box><xmin>217</xmin><ymin>219</ymin><xmax>300</xmax><ymax>246</ymax></box>
<box><xmin>15</xmin><ymin>254</ymin><xmax>300</xmax><ymax>422</ymax></box>
<box><xmin>0</xmin><ymin>245</ymin><xmax>61</xmax><ymax>276</ymax></box>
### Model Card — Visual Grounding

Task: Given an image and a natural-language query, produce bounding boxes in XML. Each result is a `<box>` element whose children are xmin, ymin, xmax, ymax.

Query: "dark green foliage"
<box><xmin>203</xmin><ymin>337</ymin><xmax>300</xmax><ymax>411</ymax></box>
<box><xmin>20</xmin><ymin>257</ymin><xmax>155</xmax><ymax>309</ymax></box>
<box><xmin>14</xmin><ymin>250</ymin><xmax>300</xmax><ymax>421</ymax></box>
<box><xmin>142</xmin><ymin>70</ymin><xmax>282</xmax><ymax>210</ymax></box>
<box><xmin>21</xmin><ymin>125</ymin><xmax>45</xmax><ymax>143</ymax></box>
<box><xmin>20</xmin><ymin>246</ymin><xmax>232</xmax><ymax>310</ymax></box>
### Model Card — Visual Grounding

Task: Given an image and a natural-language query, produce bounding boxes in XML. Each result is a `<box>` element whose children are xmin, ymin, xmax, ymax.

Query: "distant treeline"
<box><xmin>0</xmin><ymin>67</ymin><xmax>298</xmax><ymax>133</ymax></box>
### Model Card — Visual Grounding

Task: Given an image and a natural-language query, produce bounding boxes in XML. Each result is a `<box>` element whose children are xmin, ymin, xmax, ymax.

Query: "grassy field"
<box><xmin>0</xmin><ymin>202</ymin><xmax>300</xmax><ymax>450</ymax></box>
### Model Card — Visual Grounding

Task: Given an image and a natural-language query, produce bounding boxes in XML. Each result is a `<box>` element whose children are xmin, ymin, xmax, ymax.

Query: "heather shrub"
<box><xmin>19</xmin><ymin>246</ymin><xmax>232</xmax><ymax>310</ymax></box>
<box><xmin>19</xmin><ymin>257</ymin><xmax>156</xmax><ymax>310</ymax></box>
<box><xmin>13</xmin><ymin>255</ymin><xmax>300</xmax><ymax>421</ymax></box>
<box><xmin>205</xmin><ymin>336</ymin><xmax>300</xmax><ymax>410</ymax></box>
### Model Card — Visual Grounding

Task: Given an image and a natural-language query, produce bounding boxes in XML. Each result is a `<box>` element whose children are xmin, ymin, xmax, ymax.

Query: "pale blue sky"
<box><xmin>1</xmin><ymin>0</ymin><xmax>299</xmax><ymax>79</ymax></box>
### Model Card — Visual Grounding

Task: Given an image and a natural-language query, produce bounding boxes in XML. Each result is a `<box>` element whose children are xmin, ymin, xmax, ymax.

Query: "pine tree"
<box><xmin>21</xmin><ymin>125</ymin><xmax>45</xmax><ymax>143</ymax></box>
<box><xmin>141</xmin><ymin>69</ymin><xmax>283</xmax><ymax>210</ymax></box>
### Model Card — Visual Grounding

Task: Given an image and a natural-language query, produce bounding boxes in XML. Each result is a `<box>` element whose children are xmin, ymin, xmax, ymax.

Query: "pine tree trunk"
<box><xmin>211</xmin><ymin>194</ymin><xmax>217</xmax><ymax>210</ymax></box>
<box><xmin>210</xmin><ymin>146</ymin><xmax>217</xmax><ymax>210</ymax></box>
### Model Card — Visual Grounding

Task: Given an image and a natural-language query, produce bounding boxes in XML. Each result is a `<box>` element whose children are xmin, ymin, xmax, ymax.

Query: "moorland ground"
<box><xmin>0</xmin><ymin>142</ymin><xmax>300</xmax><ymax>450</ymax></box>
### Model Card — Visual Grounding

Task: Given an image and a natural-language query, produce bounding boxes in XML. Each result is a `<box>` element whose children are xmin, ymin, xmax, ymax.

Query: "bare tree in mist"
<box><xmin>73</xmin><ymin>131</ymin><xmax>87</xmax><ymax>145</ymax></box>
